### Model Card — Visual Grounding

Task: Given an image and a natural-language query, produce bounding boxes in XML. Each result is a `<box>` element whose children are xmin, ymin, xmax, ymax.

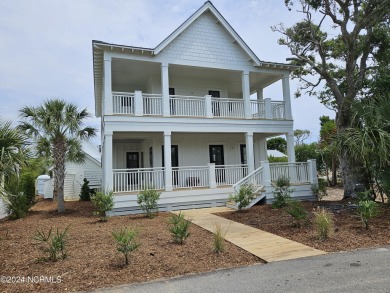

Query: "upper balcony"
<box><xmin>111</xmin><ymin>91</ymin><xmax>287</xmax><ymax>120</ymax></box>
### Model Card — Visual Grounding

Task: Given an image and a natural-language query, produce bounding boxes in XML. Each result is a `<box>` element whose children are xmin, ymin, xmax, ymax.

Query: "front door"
<box><xmin>162</xmin><ymin>145</ymin><xmax>179</xmax><ymax>185</ymax></box>
<box><xmin>209</xmin><ymin>145</ymin><xmax>225</xmax><ymax>183</ymax></box>
<box><xmin>126</xmin><ymin>152</ymin><xmax>139</xmax><ymax>185</ymax></box>
<box><xmin>209</xmin><ymin>90</ymin><xmax>220</xmax><ymax>116</ymax></box>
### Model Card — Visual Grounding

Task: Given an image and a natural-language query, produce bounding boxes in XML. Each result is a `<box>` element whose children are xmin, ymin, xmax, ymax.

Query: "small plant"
<box><xmin>5</xmin><ymin>193</ymin><xmax>30</xmax><ymax>220</ymax></box>
<box><xmin>91</xmin><ymin>190</ymin><xmax>114</xmax><ymax>221</ymax></box>
<box><xmin>112</xmin><ymin>227</ymin><xmax>141</xmax><ymax>265</ymax></box>
<box><xmin>34</xmin><ymin>225</ymin><xmax>70</xmax><ymax>261</ymax></box>
<box><xmin>311</xmin><ymin>179</ymin><xmax>327</xmax><ymax>201</ymax></box>
<box><xmin>229</xmin><ymin>184</ymin><xmax>256</xmax><ymax>211</ymax></box>
<box><xmin>79</xmin><ymin>178</ymin><xmax>91</xmax><ymax>201</ymax></box>
<box><xmin>272</xmin><ymin>176</ymin><xmax>294</xmax><ymax>208</ymax></box>
<box><xmin>137</xmin><ymin>189</ymin><xmax>160</xmax><ymax>218</ymax></box>
<box><xmin>168</xmin><ymin>212</ymin><xmax>191</xmax><ymax>244</ymax></box>
<box><xmin>357</xmin><ymin>190</ymin><xmax>372</xmax><ymax>202</ymax></box>
<box><xmin>314</xmin><ymin>207</ymin><xmax>333</xmax><ymax>241</ymax></box>
<box><xmin>357</xmin><ymin>200</ymin><xmax>379</xmax><ymax>229</ymax></box>
<box><xmin>285</xmin><ymin>200</ymin><xmax>308</xmax><ymax>228</ymax></box>
<box><xmin>213</xmin><ymin>223</ymin><xmax>228</xmax><ymax>253</ymax></box>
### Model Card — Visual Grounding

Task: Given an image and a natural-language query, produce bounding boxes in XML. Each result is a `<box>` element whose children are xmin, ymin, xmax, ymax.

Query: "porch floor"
<box><xmin>174</xmin><ymin>207</ymin><xmax>326</xmax><ymax>263</ymax></box>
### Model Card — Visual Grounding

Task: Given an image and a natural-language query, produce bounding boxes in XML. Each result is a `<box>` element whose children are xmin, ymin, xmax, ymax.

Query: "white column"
<box><xmin>242</xmin><ymin>71</ymin><xmax>251</xmax><ymax>119</ymax></box>
<box><xmin>205</xmin><ymin>95</ymin><xmax>213</xmax><ymax>118</ymax></box>
<box><xmin>104</xmin><ymin>54</ymin><xmax>113</xmax><ymax>115</ymax></box>
<box><xmin>103</xmin><ymin>131</ymin><xmax>113</xmax><ymax>191</ymax></box>
<box><xmin>260</xmin><ymin>160</ymin><xmax>272</xmax><ymax>189</ymax></box>
<box><xmin>161</xmin><ymin>63</ymin><xmax>170</xmax><ymax>117</ymax></box>
<box><xmin>208</xmin><ymin>163</ymin><xmax>217</xmax><ymax>188</ymax></box>
<box><xmin>258</xmin><ymin>137</ymin><xmax>267</xmax><ymax>162</ymax></box>
<box><xmin>286</xmin><ymin>132</ymin><xmax>296</xmax><ymax>163</ymax></box>
<box><xmin>264</xmin><ymin>98</ymin><xmax>272</xmax><ymax>119</ymax></box>
<box><xmin>257</xmin><ymin>88</ymin><xmax>263</xmax><ymax>100</ymax></box>
<box><xmin>163</xmin><ymin>131</ymin><xmax>172</xmax><ymax>191</ymax></box>
<box><xmin>245</xmin><ymin>132</ymin><xmax>255</xmax><ymax>174</ymax></box>
<box><xmin>134</xmin><ymin>91</ymin><xmax>143</xmax><ymax>116</ymax></box>
<box><xmin>308</xmin><ymin>159</ymin><xmax>318</xmax><ymax>184</ymax></box>
<box><xmin>282</xmin><ymin>74</ymin><xmax>293</xmax><ymax>120</ymax></box>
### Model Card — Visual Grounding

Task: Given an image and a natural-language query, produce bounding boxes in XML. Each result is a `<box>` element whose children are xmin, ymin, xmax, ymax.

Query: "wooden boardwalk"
<box><xmin>174</xmin><ymin>207</ymin><xmax>326</xmax><ymax>263</ymax></box>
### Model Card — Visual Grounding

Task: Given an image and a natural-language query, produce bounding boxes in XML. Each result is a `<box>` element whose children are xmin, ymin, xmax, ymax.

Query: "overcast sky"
<box><xmin>0</xmin><ymin>0</ymin><xmax>334</xmax><ymax>144</ymax></box>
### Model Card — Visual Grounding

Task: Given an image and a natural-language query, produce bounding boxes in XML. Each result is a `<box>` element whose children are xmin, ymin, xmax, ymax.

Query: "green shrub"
<box><xmin>79</xmin><ymin>178</ymin><xmax>91</xmax><ymax>201</ymax></box>
<box><xmin>357</xmin><ymin>200</ymin><xmax>379</xmax><ymax>229</ymax></box>
<box><xmin>112</xmin><ymin>227</ymin><xmax>141</xmax><ymax>265</ymax></box>
<box><xmin>34</xmin><ymin>225</ymin><xmax>70</xmax><ymax>261</ymax></box>
<box><xmin>213</xmin><ymin>223</ymin><xmax>227</xmax><ymax>254</ymax></box>
<box><xmin>91</xmin><ymin>191</ymin><xmax>114</xmax><ymax>221</ymax></box>
<box><xmin>314</xmin><ymin>207</ymin><xmax>333</xmax><ymax>241</ymax></box>
<box><xmin>268</xmin><ymin>156</ymin><xmax>288</xmax><ymax>163</ymax></box>
<box><xmin>357</xmin><ymin>190</ymin><xmax>372</xmax><ymax>202</ymax></box>
<box><xmin>229</xmin><ymin>184</ymin><xmax>256</xmax><ymax>211</ymax></box>
<box><xmin>311</xmin><ymin>178</ymin><xmax>327</xmax><ymax>201</ymax></box>
<box><xmin>5</xmin><ymin>193</ymin><xmax>30</xmax><ymax>220</ymax></box>
<box><xmin>20</xmin><ymin>172</ymin><xmax>36</xmax><ymax>205</ymax></box>
<box><xmin>285</xmin><ymin>200</ymin><xmax>308</xmax><ymax>228</ymax></box>
<box><xmin>272</xmin><ymin>176</ymin><xmax>294</xmax><ymax>208</ymax></box>
<box><xmin>137</xmin><ymin>189</ymin><xmax>160</xmax><ymax>218</ymax></box>
<box><xmin>168</xmin><ymin>212</ymin><xmax>191</xmax><ymax>244</ymax></box>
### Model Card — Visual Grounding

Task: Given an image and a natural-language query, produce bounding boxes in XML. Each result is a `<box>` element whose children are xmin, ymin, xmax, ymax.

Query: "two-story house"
<box><xmin>93</xmin><ymin>1</ymin><xmax>318</xmax><ymax>215</ymax></box>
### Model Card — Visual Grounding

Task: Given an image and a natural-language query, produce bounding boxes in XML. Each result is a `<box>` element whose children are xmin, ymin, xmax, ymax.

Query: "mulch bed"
<box><xmin>0</xmin><ymin>199</ymin><xmax>261</xmax><ymax>293</ymax></box>
<box><xmin>217</xmin><ymin>199</ymin><xmax>390</xmax><ymax>252</ymax></box>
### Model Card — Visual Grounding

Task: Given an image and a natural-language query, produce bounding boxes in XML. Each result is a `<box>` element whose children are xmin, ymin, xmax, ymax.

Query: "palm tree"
<box><xmin>336</xmin><ymin>94</ymin><xmax>390</xmax><ymax>200</ymax></box>
<box><xmin>19</xmin><ymin>99</ymin><xmax>96</xmax><ymax>212</ymax></box>
<box><xmin>0</xmin><ymin>119</ymin><xmax>30</xmax><ymax>203</ymax></box>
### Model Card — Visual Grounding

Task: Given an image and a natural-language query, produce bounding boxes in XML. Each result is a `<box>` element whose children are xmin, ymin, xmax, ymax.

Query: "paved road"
<box><xmin>91</xmin><ymin>247</ymin><xmax>390</xmax><ymax>293</ymax></box>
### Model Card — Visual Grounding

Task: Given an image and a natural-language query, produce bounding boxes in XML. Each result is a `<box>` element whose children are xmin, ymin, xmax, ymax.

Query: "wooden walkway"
<box><xmin>174</xmin><ymin>207</ymin><xmax>326</xmax><ymax>263</ymax></box>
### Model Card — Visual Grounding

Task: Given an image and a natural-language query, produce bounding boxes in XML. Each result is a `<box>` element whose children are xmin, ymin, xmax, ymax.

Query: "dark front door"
<box><xmin>209</xmin><ymin>145</ymin><xmax>225</xmax><ymax>183</ymax></box>
<box><xmin>209</xmin><ymin>90</ymin><xmax>220</xmax><ymax>116</ymax></box>
<box><xmin>240</xmin><ymin>144</ymin><xmax>248</xmax><ymax>177</ymax></box>
<box><xmin>162</xmin><ymin>145</ymin><xmax>179</xmax><ymax>185</ymax></box>
<box><xmin>126</xmin><ymin>152</ymin><xmax>139</xmax><ymax>185</ymax></box>
<box><xmin>169</xmin><ymin>88</ymin><xmax>176</xmax><ymax>115</ymax></box>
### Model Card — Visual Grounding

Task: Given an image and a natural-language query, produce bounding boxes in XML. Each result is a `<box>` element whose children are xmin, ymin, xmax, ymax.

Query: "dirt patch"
<box><xmin>0</xmin><ymin>200</ymin><xmax>261</xmax><ymax>293</ymax></box>
<box><xmin>217</xmin><ymin>188</ymin><xmax>390</xmax><ymax>252</ymax></box>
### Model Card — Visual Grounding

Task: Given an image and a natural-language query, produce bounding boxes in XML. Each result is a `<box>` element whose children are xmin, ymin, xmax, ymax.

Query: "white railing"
<box><xmin>212</xmin><ymin>98</ymin><xmax>245</xmax><ymax>118</ymax></box>
<box><xmin>250</xmin><ymin>100</ymin><xmax>265</xmax><ymax>118</ymax></box>
<box><xmin>170</xmin><ymin>95</ymin><xmax>205</xmax><ymax>117</ymax></box>
<box><xmin>269</xmin><ymin>162</ymin><xmax>310</xmax><ymax>184</ymax></box>
<box><xmin>271</xmin><ymin>101</ymin><xmax>285</xmax><ymax>119</ymax></box>
<box><xmin>143</xmin><ymin>94</ymin><xmax>162</xmax><ymax>115</ymax></box>
<box><xmin>172</xmin><ymin>166</ymin><xmax>209</xmax><ymax>189</ymax></box>
<box><xmin>113</xmin><ymin>92</ymin><xmax>134</xmax><ymax>114</ymax></box>
<box><xmin>215</xmin><ymin>164</ymin><xmax>248</xmax><ymax>186</ymax></box>
<box><xmin>232</xmin><ymin>166</ymin><xmax>264</xmax><ymax>194</ymax></box>
<box><xmin>113</xmin><ymin>168</ymin><xmax>165</xmax><ymax>192</ymax></box>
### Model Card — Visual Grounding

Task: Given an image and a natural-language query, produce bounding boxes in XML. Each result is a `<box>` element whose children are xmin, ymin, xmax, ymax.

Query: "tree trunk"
<box><xmin>331</xmin><ymin>157</ymin><xmax>337</xmax><ymax>187</ymax></box>
<box><xmin>53</xmin><ymin>140</ymin><xmax>66</xmax><ymax>213</ymax></box>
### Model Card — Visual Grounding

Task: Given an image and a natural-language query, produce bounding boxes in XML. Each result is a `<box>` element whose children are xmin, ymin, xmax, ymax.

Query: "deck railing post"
<box><xmin>260</xmin><ymin>161</ymin><xmax>271</xmax><ymax>192</ymax></box>
<box><xmin>134</xmin><ymin>91</ymin><xmax>143</xmax><ymax>116</ymax></box>
<box><xmin>308</xmin><ymin>159</ymin><xmax>318</xmax><ymax>185</ymax></box>
<box><xmin>208</xmin><ymin>163</ymin><xmax>217</xmax><ymax>188</ymax></box>
<box><xmin>205</xmin><ymin>95</ymin><xmax>213</xmax><ymax>118</ymax></box>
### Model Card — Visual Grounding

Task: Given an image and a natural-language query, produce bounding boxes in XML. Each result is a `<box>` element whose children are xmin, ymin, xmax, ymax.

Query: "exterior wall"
<box><xmin>0</xmin><ymin>198</ymin><xmax>6</xmax><ymax>219</ymax></box>
<box><xmin>158</xmin><ymin>12</ymin><xmax>252</xmax><ymax>67</ymax></box>
<box><xmin>112</xmin><ymin>133</ymin><xmax>263</xmax><ymax>169</ymax></box>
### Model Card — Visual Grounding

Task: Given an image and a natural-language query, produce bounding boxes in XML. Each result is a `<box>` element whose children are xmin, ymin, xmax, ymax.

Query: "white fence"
<box><xmin>143</xmin><ymin>94</ymin><xmax>162</xmax><ymax>115</ymax></box>
<box><xmin>212</xmin><ymin>98</ymin><xmax>244</xmax><ymax>118</ymax></box>
<box><xmin>269</xmin><ymin>162</ymin><xmax>310</xmax><ymax>184</ymax></box>
<box><xmin>113</xmin><ymin>92</ymin><xmax>134</xmax><ymax>114</ymax></box>
<box><xmin>113</xmin><ymin>168</ymin><xmax>165</xmax><ymax>192</ymax></box>
<box><xmin>172</xmin><ymin>166</ymin><xmax>209</xmax><ymax>189</ymax></box>
<box><xmin>170</xmin><ymin>95</ymin><xmax>205</xmax><ymax>117</ymax></box>
<box><xmin>215</xmin><ymin>164</ymin><xmax>248</xmax><ymax>186</ymax></box>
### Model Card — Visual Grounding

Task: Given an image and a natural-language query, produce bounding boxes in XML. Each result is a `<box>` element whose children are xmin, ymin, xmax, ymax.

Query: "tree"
<box><xmin>267</xmin><ymin>137</ymin><xmax>287</xmax><ymax>154</ymax></box>
<box><xmin>294</xmin><ymin>129</ymin><xmax>310</xmax><ymax>145</ymax></box>
<box><xmin>319</xmin><ymin>116</ymin><xmax>338</xmax><ymax>186</ymax></box>
<box><xmin>274</xmin><ymin>0</ymin><xmax>390</xmax><ymax>197</ymax></box>
<box><xmin>19</xmin><ymin>99</ymin><xmax>96</xmax><ymax>212</ymax></box>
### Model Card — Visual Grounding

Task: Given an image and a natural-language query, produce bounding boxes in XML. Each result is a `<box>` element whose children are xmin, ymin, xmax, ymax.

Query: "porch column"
<box><xmin>260</xmin><ymin>160</ymin><xmax>272</xmax><ymax>190</ymax></box>
<box><xmin>308</xmin><ymin>159</ymin><xmax>318</xmax><ymax>185</ymax></box>
<box><xmin>264</xmin><ymin>98</ymin><xmax>272</xmax><ymax>119</ymax></box>
<box><xmin>134</xmin><ymin>91</ymin><xmax>143</xmax><ymax>116</ymax></box>
<box><xmin>102</xmin><ymin>131</ymin><xmax>113</xmax><ymax>191</ymax></box>
<box><xmin>104</xmin><ymin>54</ymin><xmax>113</xmax><ymax>115</ymax></box>
<box><xmin>242</xmin><ymin>71</ymin><xmax>251</xmax><ymax>119</ymax></box>
<box><xmin>258</xmin><ymin>137</ymin><xmax>268</xmax><ymax>162</ymax></box>
<box><xmin>256</xmin><ymin>88</ymin><xmax>263</xmax><ymax>100</ymax></box>
<box><xmin>205</xmin><ymin>95</ymin><xmax>213</xmax><ymax>118</ymax></box>
<box><xmin>163</xmin><ymin>131</ymin><xmax>173</xmax><ymax>191</ymax></box>
<box><xmin>208</xmin><ymin>163</ymin><xmax>217</xmax><ymax>188</ymax></box>
<box><xmin>245</xmin><ymin>132</ymin><xmax>255</xmax><ymax>174</ymax></box>
<box><xmin>282</xmin><ymin>73</ymin><xmax>293</xmax><ymax>120</ymax></box>
<box><xmin>286</xmin><ymin>132</ymin><xmax>296</xmax><ymax>163</ymax></box>
<box><xmin>161</xmin><ymin>63</ymin><xmax>170</xmax><ymax>117</ymax></box>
